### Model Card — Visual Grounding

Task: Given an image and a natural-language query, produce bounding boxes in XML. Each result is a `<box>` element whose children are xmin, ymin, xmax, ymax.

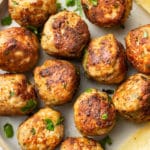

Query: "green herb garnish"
<box><xmin>21</xmin><ymin>99</ymin><xmax>37</xmax><ymax>113</ymax></box>
<box><xmin>74</xmin><ymin>0</ymin><xmax>83</xmax><ymax>16</ymax></box>
<box><xmin>66</xmin><ymin>0</ymin><xmax>75</xmax><ymax>7</ymax></box>
<box><xmin>63</xmin><ymin>82</ymin><xmax>67</xmax><ymax>89</ymax></box>
<box><xmin>3</xmin><ymin>123</ymin><xmax>14</xmax><ymax>138</ymax></box>
<box><xmin>90</xmin><ymin>0</ymin><xmax>98</xmax><ymax>6</ymax></box>
<box><xmin>56</xmin><ymin>116</ymin><xmax>64</xmax><ymax>125</ymax></box>
<box><xmin>31</xmin><ymin>128</ymin><xmax>36</xmax><ymax>135</ymax></box>
<box><xmin>102</xmin><ymin>89</ymin><xmax>114</xmax><ymax>94</ymax></box>
<box><xmin>85</xmin><ymin>88</ymin><xmax>93</xmax><ymax>93</ymax></box>
<box><xmin>108</xmin><ymin>95</ymin><xmax>112</xmax><ymax>102</ymax></box>
<box><xmin>99</xmin><ymin>135</ymin><xmax>112</xmax><ymax>149</ymax></box>
<box><xmin>12</xmin><ymin>0</ymin><xmax>19</xmax><ymax>5</ymax></box>
<box><xmin>9</xmin><ymin>91</ymin><xmax>15</xmax><ymax>98</ymax></box>
<box><xmin>1</xmin><ymin>15</ymin><xmax>12</xmax><ymax>26</ymax></box>
<box><xmin>101</xmin><ymin>113</ymin><xmax>108</xmax><ymax>120</ymax></box>
<box><xmin>143</xmin><ymin>31</ymin><xmax>149</xmax><ymax>38</ymax></box>
<box><xmin>45</xmin><ymin>119</ymin><xmax>54</xmax><ymax>131</ymax></box>
<box><xmin>57</xmin><ymin>2</ymin><xmax>62</xmax><ymax>11</ymax></box>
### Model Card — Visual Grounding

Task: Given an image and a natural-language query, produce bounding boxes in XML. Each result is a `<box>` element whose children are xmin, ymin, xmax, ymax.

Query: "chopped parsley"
<box><xmin>100</xmin><ymin>135</ymin><xmax>112</xmax><ymax>149</ymax></box>
<box><xmin>21</xmin><ymin>99</ymin><xmax>37</xmax><ymax>113</ymax></box>
<box><xmin>102</xmin><ymin>89</ymin><xmax>114</xmax><ymax>94</ymax></box>
<box><xmin>3</xmin><ymin>123</ymin><xmax>14</xmax><ymax>138</ymax></box>
<box><xmin>9</xmin><ymin>91</ymin><xmax>15</xmax><ymax>98</ymax></box>
<box><xmin>101</xmin><ymin>113</ymin><xmax>108</xmax><ymax>120</ymax></box>
<box><xmin>90</xmin><ymin>0</ymin><xmax>98</xmax><ymax>6</ymax></box>
<box><xmin>143</xmin><ymin>31</ymin><xmax>149</xmax><ymax>38</ymax></box>
<box><xmin>57</xmin><ymin>2</ymin><xmax>62</xmax><ymax>11</ymax></box>
<box><xmin>74</xmin><ymin>0</ymin><xmax>83</xmax><ymax>16</ymax></box>
<box><xmin>1</xmin><ymin>15</ymin><xmax>12</xmax><ymax>26</ymax></box>
<box><xmin>66</xmin><ymin>0</ymin><xmax>75</xmax><ymax>7</ymax></box>
<box><xmin>108</xmin><ymin>95</ymin><xmax>112</xmax><ymax>102</ymax></box>
<box><xmin>12</xmin><ymin>0</ymin><xmax>19</xmax><ymax>5</ymax></box>
<box><xmin>45</xmin><ymin>119</ymin><xmax>54</xmax><ymax>131</ymax></box>
<box><xmin>56</xmin><ymin>116</ymin><xmax>64</xmax><ymax>125</ymax></box>
<box><xmin>31</xmin><ymin>128</ymin><xmax>36</xmax><ymax>135</ymax></box>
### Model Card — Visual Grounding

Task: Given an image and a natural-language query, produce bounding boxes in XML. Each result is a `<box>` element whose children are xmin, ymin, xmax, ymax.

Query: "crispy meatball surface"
<box><xmin>17</xmin><ymin>107</ymin><xmax>64</xmax><ymax>150</ymax></box>
<box><xmin>34</xmin><ymin>59</ymin><xmax>79</xmax><ymax>106</ymax></box>
<box><xmin>60</xmin><ymin>137</ymin><xmax>103</xmax><ymax>150</ymax></box>
<box><xmin>0</xmin><ymin>74</ymin><xmax>37</xmax><ymax>116</ymax></box>
<box><xmin>126</xmin><ymin>24</ymin><xmax>150</xmax><ymax>74</ymax></box>
<box><xmin>74</xmin><ymin>88</ymin><xmax>116</xmax><ymax>136</ymax></box>
<box><xmin>113</xmin><ymin>73</ymin><xmax>150</xmax><ymax>122</ymax></box>
<box><xmin>0</xmin><ymin>27</ymin><xmax>39</xmax><ymax>72</ymax></box>
<box><xmin>81</xmin><ymin>0</ymin><xmax>132</xmax><ymax>27</ymax></box>
<box><xmin>9</xmin><ymin>0</ymin><xmax>56</xmax><ymax>27</ymax></box>
<box><xmin>41</xmin><ymin>11</ymin><xmax>90</xmax><ymax>58</ymax></box>
<box><xmin>83</xmin><ymin>34</ymin><xmax>127</xmax><ymax>84</ymax></box>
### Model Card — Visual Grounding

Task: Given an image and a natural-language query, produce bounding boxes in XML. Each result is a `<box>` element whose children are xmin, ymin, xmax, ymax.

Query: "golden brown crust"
<box><xmin>112</xmin><ymin>73</ymin><xmax>150</xmax><ymax>122</ymax></box>
<box><xmin>74</xmin><ymin>89</ymin><xmax>116</xmax><ymax>136</ymax></box>
<box><xmin>0</xmin><ymin>74</ymin><xmax>37</xmax><ymax>116</ymax></box>
<box><xmin>126</xmin><ymin>24</ymin><xmax>150</xmax><ymax>74</ymax></box>
<box><xmin>34</xmin><ymin>59</ymin><xmax>79</xmax><ymax>106</ymax></box>
<box><xmin>9</xmin><ymin>0</ymin><xmax>56</xmax><ymax>27</ymax></box>
<box><xmin>41</xmin><ymin>11</ymin><xmax>90</xmax><ymax>58</ymax></box>
<box><xmin>17</xmin><ymin>107</ymin><xmax>64</xmax><ymax>150</ymax></box>
<box><xmin>81</xmin><ymin>0</ymin><xmax>132</xmax><ymax>27</ymax></box>
<box><xmin>83</xmin><ymin>34</ymin><xmax>127</xmax><ymax>84</ymax></box>
<box><xmin>60</xmin><ymin>137</ymin><xmax>103</xmax><ymax>150</ymax></box>
<box><xmin>0</xmin><ymin>27</ymin><xmax>39</xmax><ymax>72</ymax></box>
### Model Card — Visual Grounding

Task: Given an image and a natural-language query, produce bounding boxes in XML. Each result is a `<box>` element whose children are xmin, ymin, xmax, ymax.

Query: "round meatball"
<box><xmin>113</xmin><ymin>73</ymin><xmax>150</xmax><ymax>122</ymax></box>
<box><xmin>0</xmin><ymin>27</ymin><xmax>39</xmax><ymax>72</ymax></box>
<box><xmin>81</xmin><ymin>0</ymin><xmax>132</xmax><ymax>27</ymax></box>
<box><xmin>34</xmin><ymin>59</ymin><xmax>79</xmax><ymax>106</ymax></box>
<box><xmin>83</xmin><ymin>34</ymin><xmax>127</xmax><ymax>84</ymax></box>
<box><xmin>126</xmin><ymin>24</ymin><xmax>150</xmax><ymax>74</ymax></box>
<box><xmin>9</xmin><ymin>0</ymin><xmax>56</xmax><ymax>27</ymax></box>
<box><xmin>17</xmin><ymin>107</ymin><xmax>64</xmax><ymax>150</ymax></box>
<box><xmin>74</xmin><ymin>88</ymin><xmax>116</xmax><ymax>136</ymax></box>
<box><xmin>60</xmin><ymin>137</ymin><xmax>103</xmax><ymax>150</ymax></box>
<box><xmin>0</xmin><ymin>74</ymin><xmax>37</xmax><ymax>116</ymax></box>
<box><xmin>41</xmin><ymin>11</ymin><xmax>90</xmax><ymax>58</ymax></box>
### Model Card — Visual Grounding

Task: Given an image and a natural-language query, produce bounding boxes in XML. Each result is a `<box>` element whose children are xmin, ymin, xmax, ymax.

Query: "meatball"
<box><xmin>0</xmin><ymin>74</ymin><xmax>37</xmax><ymax>116</ymax></box>
<box><xmin>41</xmin><ymin>11</ymin><xmax>90</xmax><ymax>58</ymax></box>
<box><xmin>112</xmin><ymin>73</ymin><xmax>150</xmax><ymax>122</ymax></box>
<box><xmin>34</xmin><ymin>59</ymin><xmax>79</xmax><ymax>106</ymax></box>
<box><xmin>74</xmin><ymin>88</ymin><xmax>116</xmax><ymax>136</ymax></box>
<box><xmin>83</xmin><ymin>34</ymin><xmax>127</xmax><ymax>84</ymax></box>
<box><xmin>0</xmin><ymin>27</ymin><xmax>39</xmax><ymax>72</ymax></box>
<box><xmin>17</xmin><ymin>107</ymin><xmax>64</xmax><ymax>150</ymax></box>
<box><xmin>60</xmin><ymin>137</ymin><xmax>103</xmax><ymax>150</ymax></box>
<box><xmin>126</xmin><ymin>24</ymin><xmax>150</xmax><ymax>74</ymax></box>
<box><xmin>81</xmin><ymin>0</ymin><xmax>132</xmax><ymax>27</ymax></box>
<box><xmin>9</xmin><ymin>0</ymin><xmax>56</xmax><ymax>27</ymax></box>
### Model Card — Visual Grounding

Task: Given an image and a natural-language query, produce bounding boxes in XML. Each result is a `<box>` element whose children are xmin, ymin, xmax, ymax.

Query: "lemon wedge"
<box><xmin>135</xmin><ymin>0</ymin><xmax>150</xmax><ymax>14</ymax></box>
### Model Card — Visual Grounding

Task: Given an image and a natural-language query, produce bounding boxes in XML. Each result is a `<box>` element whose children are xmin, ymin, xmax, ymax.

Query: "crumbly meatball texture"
<box><xmin>81</xmin><ymin>0</ymin><xmax>132</xmax><ymax>27</ymax></box>
<box><xmin>9</xmin><ymin>0</ymin><xmax>56</xmax><ymax>27</ymax></box>
<box><xmin>41</xmin><ymin>11</ymin><xmax>90</xmax><ymax>58</ymax></box>
<box><xmin>113</xmin><ymin>73</ymin><xmax>150</xmax><ymax>122</ymax></box>
<box><xmin>60</xmin><ymin>137</ymin><xmax>103</xmax><ymax>150</ymax></box>
<box><xmin>17</xmin><ymin>107</ymin><xmax>64</xmax><ymax>150</ymax></box>
<box><xmin>74</xmin><ymin>88</ymin><xmax>116</xmax><ymax>136</ymax></box>
<box><xmin>126</xmin><ymin>24</ymin><xmax>150</xmax><ymax>74</ymax></box>
<box><xmin>34</xmin><ymin>59</ymin><xmax>79</xmax><ymax>106</ymax></box>
<box><xmin>0</xmin><ymin>27</ymin><xmax>39</xmax><ymax>72</ymax></box>
<box><xmin>0</xmin><ymin>74</ymin><xmax>37</xmax><ymax>116</ymax></box>
<box><xmin>83</xmin><ymin>34</ymin><xmax>127</xmax><ymax>84</ymax></box>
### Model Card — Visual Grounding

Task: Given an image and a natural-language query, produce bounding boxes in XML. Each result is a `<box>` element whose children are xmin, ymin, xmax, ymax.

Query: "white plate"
<box><xmin>0</xmin><ymin>1</ymin><xmax>150</xmax><ymax>150</ymax></box>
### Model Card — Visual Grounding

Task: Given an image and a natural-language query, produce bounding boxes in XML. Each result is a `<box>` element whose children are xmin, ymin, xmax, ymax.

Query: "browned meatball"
<box><xmin>34</xmin><ymin>59</ymin><xmax>79</xmax><ymax>106</ymax></box>
<box><xmin>0</xmin><ymin>27</ymin><xmax>39</xmax><ymax>72</ymax></box>
<box><xmin>0</xmin><ymin>74</ymin><xmax>37</xmax><ymax>116</ymax></box>
<box><xmin>41</xmin><ymin>11</ymin><xmax>90</xmax><ymax>58</ymax></box>
<box><xmin>81</xmin><ymin>0</ymin><xmax>132</xmax><ymax>27</ymax></box>
<box><xmin>17</xmin><ymin>107</ymin><xmax>64</xmax><ymax>150</ymax></box>
<box><xmin>60</xmin><ymin>137</ymin><xmax>103</xmax><ymax>150</ymax></box>
<box><xmin>9</xmin><ymin>0</ymin><xmax>57</xmax><ymax>27</ymax></box>
<box><xmin>126</xmin><ymin>24</ymin><xmax>150</xmax><ymax>74</ymax></box>
<box><xmin>113</xmin><ymin>73</ymin><xmax>150</xmax><ymax>122</ymax></box>
<box><xmin>83</xmin><ymin>34</ymin><xmax>127</xmax><ymax>84</ymax></box>
<box><xmin>74</xmin><ymin>88</ymin><xmax>116</xmax><ymax>136</ymax></box>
